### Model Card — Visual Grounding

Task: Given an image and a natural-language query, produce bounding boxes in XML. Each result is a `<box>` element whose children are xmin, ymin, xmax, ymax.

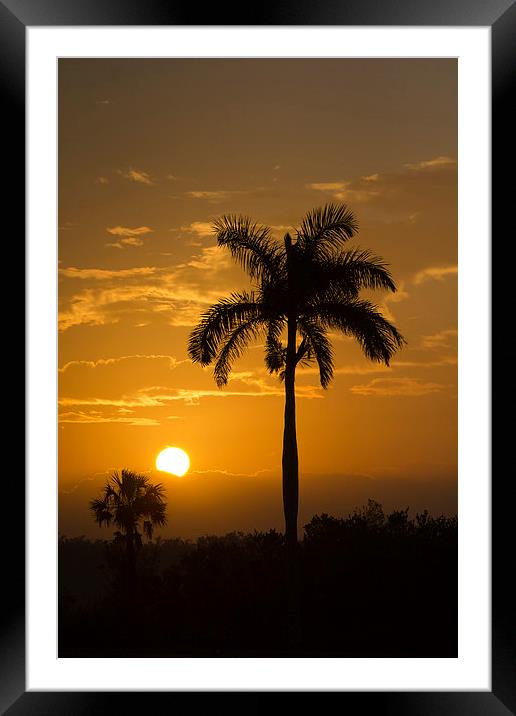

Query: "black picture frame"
<box><xmin>4</xmin><ymin>0</ymin><xmax>514</xmax><ymax>711</ymax></box>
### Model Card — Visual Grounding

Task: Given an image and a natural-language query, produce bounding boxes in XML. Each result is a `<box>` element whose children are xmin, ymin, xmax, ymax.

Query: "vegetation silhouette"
<box><xmin>89</xmin><ymin>469</ymin><xmax>167</xmax><ymax>599</ymax></box>
<box><xmin>188</xmin><ymin>203</ymin><xmax>405</xmax><ymax>637</ymax></box>
<box><xmin>59</xmin><ymin>500</ymin><xmax>457</xmax><ymax>657</ymax></box>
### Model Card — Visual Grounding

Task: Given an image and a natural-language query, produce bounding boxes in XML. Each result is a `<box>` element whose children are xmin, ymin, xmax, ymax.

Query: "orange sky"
<box><xmin>58</xmin><ymin>59</ymin><xmax>457</xmax><ymax>538</ymax></box>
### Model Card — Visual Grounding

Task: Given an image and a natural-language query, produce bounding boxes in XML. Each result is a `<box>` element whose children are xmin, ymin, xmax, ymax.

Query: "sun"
<box><xmin>156</xmin><ymin>447</ymin><xmax>190</xmax><ymax>477</ymax></box>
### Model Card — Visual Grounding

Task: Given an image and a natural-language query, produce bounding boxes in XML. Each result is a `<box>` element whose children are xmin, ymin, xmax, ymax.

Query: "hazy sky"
<box><xmin>58</xmin><ymin>59</ymin><xmax>457</xmax><ymax>538</ymax></box>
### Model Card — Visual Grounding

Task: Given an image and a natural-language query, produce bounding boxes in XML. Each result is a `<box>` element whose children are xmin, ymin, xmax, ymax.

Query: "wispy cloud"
<box><xmin>107</xmin><ymin>237</ymin><xmax>145</xmax><ymax>249</ymax></box>
<box><xmin>380</xmin><ymin>280</ymin><xmax>410</xmax><ymax>322</ymax></box>
<box><xmin>393</xmin><ymin>357</ymin><xmax>457</xmax><ymax>368</ymax></box>
<box><xmin>58</xmin><ymin>257</ymin><xmax>233</xmax><ymax>331</ymax></box>
<box><xmin>185</xmin><ymin>188</ymin><xmax>263</xmax><ymax>203</ymax></box>
<box><xmin>420</xmin><ymin>329</ymin><xmax>457</xmax><ymax>350</ymax></box>
<box><xmin>187</xmin><ymin>245</ymin><xmax>230</xmax><ymax>273</ymax></box>
<box><xmin>413</xmin><ymin>265</ymin><xmax>457</xmax><ymax>285</ymax></box>
<box><xmin>269</xmin><ymin>224</ymin><xmax>293</xmax><ymax>236</ymax></box>
<box><xmin>105</xmin><ymin>227</ymin><xmax>153</xmax><ymax>250</ymax></box>
<box><xmin>350</xmin><ymin>377</ymin><xmax>444</xmax><ymax>397</ymax></box>
<box><xmin>59</xmin><ymin>411</ymin><xmax>161</xmax><ymax>426</ymax></box>
<box><xmin>174</xmin><ymin>221</ymin><xmax>214</xmax><ymax>239</ymax></box>
<box><xmin>107</xmin><ymin>226</ymin><xmax>153</xmax><ymax>237</ymax></box>
<box><xmin>299</xmin><ymin>353</ymin><xmax>456</xmax><ymax>378</ymax></box>
<box><xmin>59</xmin><ymin>266</ymin><xmax>158</xmax><ymax>280</ymax></box>
<box><xmin>186</xmin><ymin>191</ymin><xmax>231</xmax><ymax>202</ymax></box>
<box><xmin>59</xmin><ymin>354</ymin><xmax>184</xmax><ymax>373</ymax></box>
<box><xmin>308</xmin><ymin>182</ymin><xmax>347</xmax><ymax>192</ymax></box>
<box><xmin>96</xmin><ymin>176</ymin><xmax>109</xmax><ymax>184</ymax></box>
<box><xmin>300</xmin><ymin>363</ymin><xmax>391</xmax><ymax>377</ymax></box>
<box><xmin>59</xmin><ymin>372</ymin><xmax>323</xmax><ymax>410</ymax></box>
<box><xmin>120</xmin><ymin>168</ymin><xmax>154</xmax><ymax>185</ymax></box>
<box><xmin>307</xmin><ymin>179</ymin><xmax>381</xmax><ymax>203</ymax></box>
<box><xmin>405</xmin><ymin>156</ymin><xmax>457</xmax><ymax>171</ymax></box>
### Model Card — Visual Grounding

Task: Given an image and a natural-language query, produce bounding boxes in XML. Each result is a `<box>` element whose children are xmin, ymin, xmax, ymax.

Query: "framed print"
<box><xmin>3</xmin><ymin>0</ymin><xmax>514</xmax><ymax>711</ymax></box>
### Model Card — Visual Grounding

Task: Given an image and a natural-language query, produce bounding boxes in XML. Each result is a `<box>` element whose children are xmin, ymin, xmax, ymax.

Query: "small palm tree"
<box><xmin>188</xmin><ymin>203</ymin><xmax>405</xmax><ymax>550</ymax></box>
<box><xmin>90</xmin><ymin>469</ymin><xmax>167</xmax><ymax>592</ymax></box>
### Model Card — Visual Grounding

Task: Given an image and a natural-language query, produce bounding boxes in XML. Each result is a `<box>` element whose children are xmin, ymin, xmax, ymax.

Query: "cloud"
<box><xmin>59</xmin><ymin>411</ymin><xmax>160</xmax><ymax>426</ymax></box>
<box><xmin>58</xmin><ymin>257</ymin><xmax>235</xmax><ymax>331</ymax></box>
<box><xmin>269</xmin><ymin>224</ymin><xmax>292</xmax><ymax>236</ymax></box>
<box><xmin>59</xmin><ymin>384</ymin><xmax>321</xmax><ymax>409</ymax></box>
<box><xmin>307</xmin><ymin>179</ymin><xmax>381</xmax><ymax>203</ymax></box>
<box><xmin>191</xmin><ymin>468</ymin><xmax>273</xmax><ymax>478</ymax></box>
<box><xmin>392</xmin><ymin>356</ymin><xmax>457</xmax><ymax>368</ymax></box>
<box><xmin>405</xmin><ymin>156</ymin><xmax>457</xmax><ymax>171</ymax></box>
<box><xmin>308</xmin><ymin>182</ymin><xmax>348</xmax><ymax>192</ymax></box>
<box><xmin>413</xmin><ymin>265</ymin><xmax>457</xmax><ymax>285</ymax></box>
<box><xmin>96</xmin><ymin>176</ymin><xmax>109</xmax><ymax>184</ymax></box>
<box><xmin>299</xmin><ymin>353</ymin><xmax>456</xmax><ymax>378</ymax></box>
<box><xmin>59</xmin><ymin>354</ymin><xmax>184</xmax><ymax>373</ymax></box>
<box><xmin>350</xmin><ymin>377</ymin><xmax>444</xmax><ymax>397</ymax></box>
<box><xmin>184</xmin><ymin>188</ymin><xmax>262</xmax><ymax>203</ymax></box>
<box><xmin>186</xmin><ymin>191</ymin><xmax>231</xmax><ymax>201</ymax></box>
<box><xmin>59</xmin><ymin>266</ymin><xmax>158</xmax><ymax>280</ymax></box>
<box><xmin>120</xmin><ymin>168</ymin><xmax>154</xmax><ymax>185</ymax></box>
<box><xmin>300</xmin><ymin>363</ymin><xmax>391</xmax><ymax>377</ymax></box>
<box><xmin>107</xmin><ymin>238</ymin><xmax>145</xmax><ymax>249</ymax></box>
<box><xmin>105</xmin><ymin>226</ymin><xmax>154</xmax><ymax>248</ymax></box>
<box><xmin>175</xmin><ymin>221</ymin><xmax>214</xmax><ymax>238</ymax></box>
<box><xmin>420</xmin><ymin>329</ymin><xmax>458</xmax><ymax>350</ymax></box>
<box><xmin>106</xmin><ymin>226</ymin><xmax>153</xmax><ymax>237</ymax></box>
<box><xmin>187</xmin><ymin>245</ymin><xmax>230</xmax><ymax>273</ymax></box>
<box><xmin>362</xmin><ymin>173</ymin><xmax>379</xmax><ymax>182</ymax></box>
<box><xmin>59</xmin><ymin>368</ymin><xmax>323</xmax><ymax>412</ymax></box>
<box><xmin>378</xmin><ymin>280</ymin><xmax>410</xmax><ymax>322</ymax></box>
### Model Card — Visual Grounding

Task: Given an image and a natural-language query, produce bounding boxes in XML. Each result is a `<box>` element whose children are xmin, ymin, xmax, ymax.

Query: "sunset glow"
<box><xmin>58</xmin><ymin>59</ymin><xmax>457</xmax><ymax>539</ymax></box>
<box><xmin>156</xmin><ymin>447</ymin><xmax>190</xmax><ymax>476</ymax></box>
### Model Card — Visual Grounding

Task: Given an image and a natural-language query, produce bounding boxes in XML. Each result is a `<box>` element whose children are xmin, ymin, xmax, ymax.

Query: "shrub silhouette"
<box><xmin>60</xmin><ymin>502</ymin><xmax>457</xmax><ymax>657</ymax></box>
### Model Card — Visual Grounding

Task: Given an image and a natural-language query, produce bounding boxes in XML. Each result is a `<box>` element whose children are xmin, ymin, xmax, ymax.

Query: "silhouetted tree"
<box><xmin>188</xmin><ymin>204</ymin><xmax>405</xmax><ymax>549</ymax></box>
<box><xmin>59</xmin><ymin>502</ymin><xmax>457</xmax><ymax>658</ymax></box>
<box><xmin>89</xmin><ymin>469</ymin><xmax>167</xmax><ymax>596</ymax></box>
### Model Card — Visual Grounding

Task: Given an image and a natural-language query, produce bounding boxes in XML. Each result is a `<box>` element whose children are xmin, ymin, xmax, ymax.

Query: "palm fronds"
<box><xmin>296</xmin><ymin>203</ymin><xmax>358</xmax><ymax>260</ymax></box>
<box><xmin>212</xmin><ymin>214</ymin><xmax>285</xmax><ymax>280</ymax></box>
<box><xmin>188</xmin><ymin>203</ymin><xmax>404</xmax><ymax>388</ymax></box>
<box><xmin>264</xmin><ymin>322</ymin><xmax>287</xmax><ymax>375</ymax></box>
<box><xmin>214</xmin><ymin>318</ymin><xmax>267</xmax><ymax>387</ymax></box>
<box><xmin>313</xmin><ymin>248</ymin><xmax>397</xmax><ymax>296</ymax></box>
<box><xmin>188</xmin><ymin>291</ymin><xmax>263</xmax><ymax>365</ymax></box>
<box><xmin>89</xmin><ymin>469</ymin><xmax>167</xmax><ymax>544</ymax></box>
<box><xmin>297</xmin><ymin>318</ymin><xmax>335</xmax><ymax>388</ymax></box>
<box><xmin>305</xmin><ymin>299</ymin><xmax>406</xmax><ymax>365</ymax></box>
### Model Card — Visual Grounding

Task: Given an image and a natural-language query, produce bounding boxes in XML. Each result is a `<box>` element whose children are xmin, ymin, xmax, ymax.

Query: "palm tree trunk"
<box><xmin>282</xmin><ymin>316</ymin><xmax>301</xmax><ymax>647</ymax></box>
<box><xmin>282</xmin><ymin>316</ymin><xmax>299</xmax><ymax>548</ymax></box>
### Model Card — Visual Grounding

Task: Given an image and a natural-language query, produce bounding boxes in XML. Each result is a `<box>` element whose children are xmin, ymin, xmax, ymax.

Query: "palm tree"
<box><xmin>90</xmin><ymin>469</ymin><xmax>167</xmax><ymax>593</ymax></box>
<box><xmin>188</xmin><ymin>203</ymin><xmax>405</xmax><ymax>551</ymax></box>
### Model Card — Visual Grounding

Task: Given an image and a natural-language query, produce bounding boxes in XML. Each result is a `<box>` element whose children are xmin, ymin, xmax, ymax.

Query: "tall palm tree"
<box><xmin>188</xmin><ymin>203</ymin><xmax>405</xmax><ymax>550</ymax></box>
<box><xmin>90</xmin><ymin>469</ymin><xmax>167</xmax><ymax>591</ymax></box>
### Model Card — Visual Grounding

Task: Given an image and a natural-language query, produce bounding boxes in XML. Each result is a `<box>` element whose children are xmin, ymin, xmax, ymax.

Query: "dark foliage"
<box><xmin>59</xmin><ymin>501</ymin><xmax>457</xmax><ymax>657</ymax></box>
